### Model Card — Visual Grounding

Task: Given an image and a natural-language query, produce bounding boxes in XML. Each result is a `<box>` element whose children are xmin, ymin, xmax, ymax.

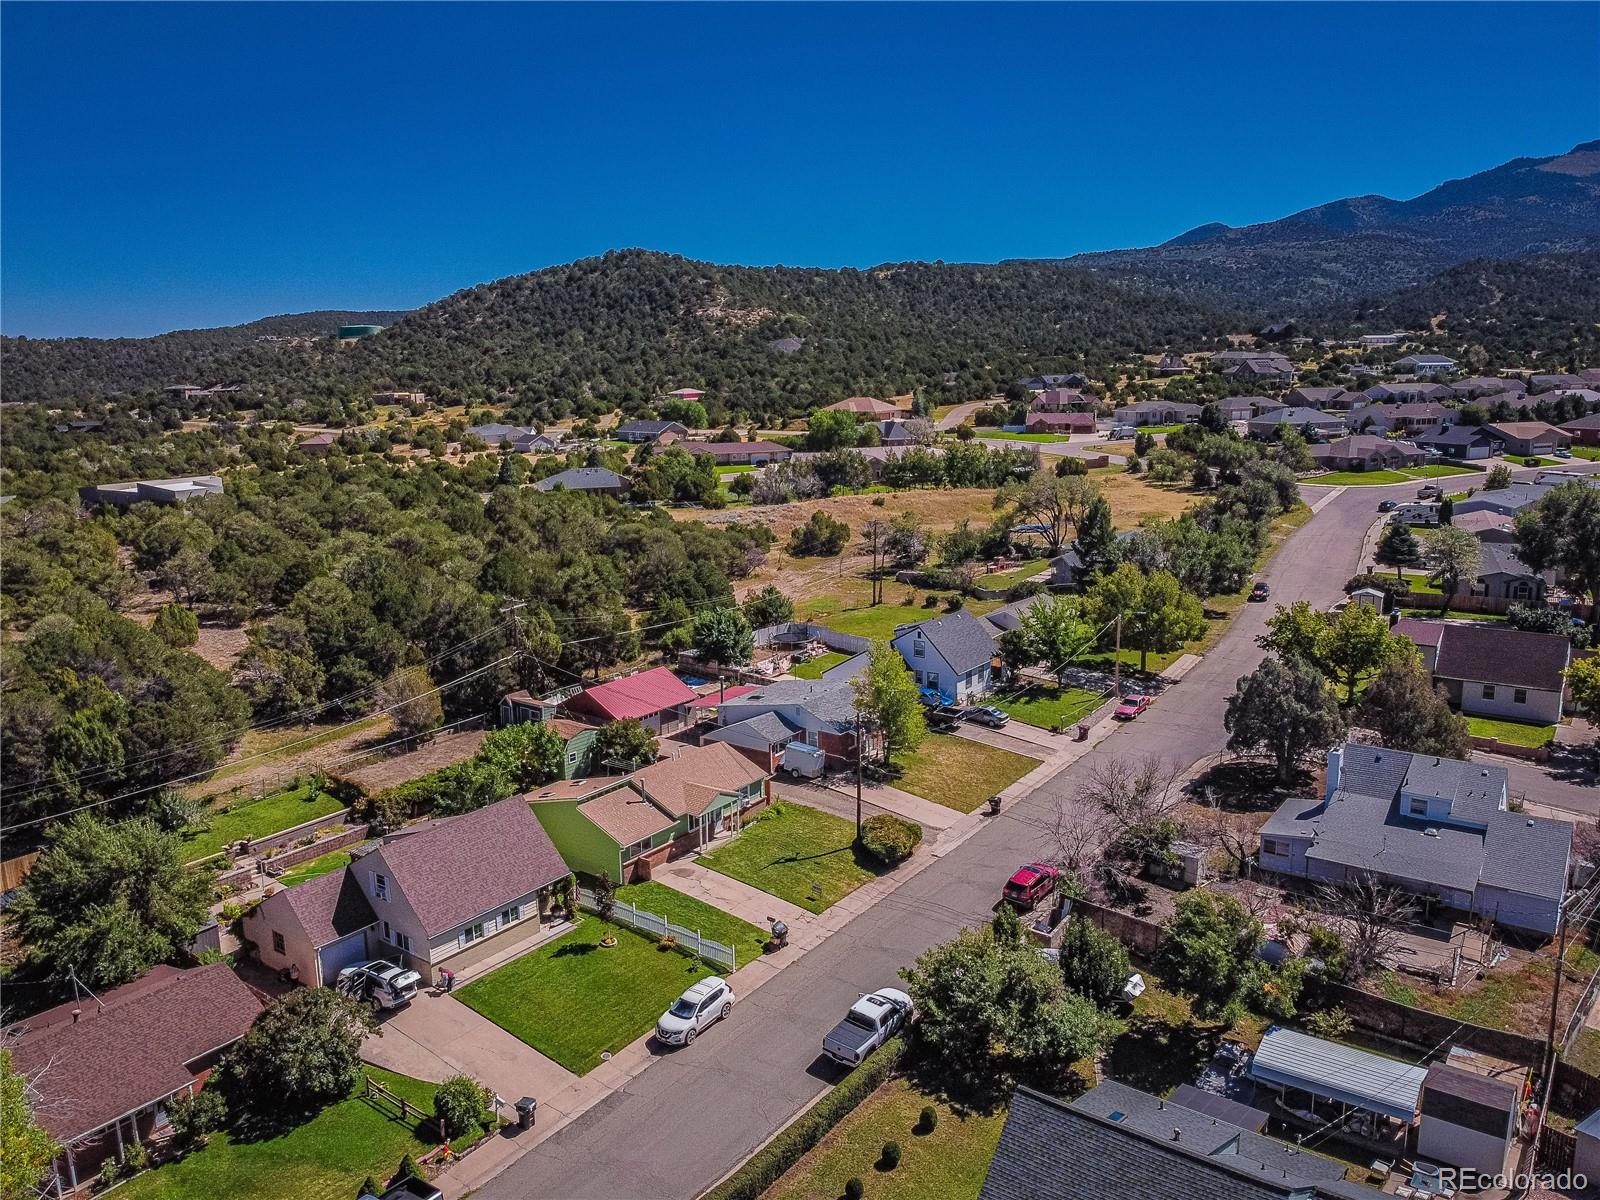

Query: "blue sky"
<box><xmin>2</xmin><ymin>2</ymin><xmax>1595</xmax><ymax>338</ymax></box>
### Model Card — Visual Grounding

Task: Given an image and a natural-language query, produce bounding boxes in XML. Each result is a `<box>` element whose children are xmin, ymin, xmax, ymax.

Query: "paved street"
<box><xmin>473</xmin><ymin>480</ymin><xmax>1406</xmax><ymax>1200</ymax></box>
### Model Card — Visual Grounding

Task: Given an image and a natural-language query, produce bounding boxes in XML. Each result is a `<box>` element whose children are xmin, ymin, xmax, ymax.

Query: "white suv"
<box><xmin>656</xmin><ymin>976</ymin><xmax>735</xmax><ymax>1046</ymax></box>
<box><xmin>337</xmin><ymin>960</ymin><xmax>422</xmax><ymax>1012</ymax></box>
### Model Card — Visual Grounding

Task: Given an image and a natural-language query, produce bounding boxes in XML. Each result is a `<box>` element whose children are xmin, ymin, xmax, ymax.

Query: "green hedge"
<box><xmin>701</xmin><ymin>1037</ymin><xmax>906</xmax><ymax>1200</ymax></box>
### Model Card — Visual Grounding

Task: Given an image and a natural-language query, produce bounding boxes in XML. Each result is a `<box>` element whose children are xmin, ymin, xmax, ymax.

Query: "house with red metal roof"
<box><xmin>5</xmin><ymin>963</ymin><xmax>264</xmax><ymax>1191</ymax></box>
<box><xmin>562</xmin><ymin>666</ymin><xmax>698</xmax><ymax>734</ymax></box>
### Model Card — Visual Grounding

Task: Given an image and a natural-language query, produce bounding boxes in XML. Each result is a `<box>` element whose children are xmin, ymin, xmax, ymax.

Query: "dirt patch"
<box><xmin>683</xmin><ymin>488</ymin><xmax>1003</xmax><ymax>543</ymax></box>
<box><xmin>334</xmin><ymin>728</ymin><xmax>487</xmax><ymax>795</ymax></box>
<box><xmin>187</xmin><ymin>716</ymin><xmax>394</xmax><ymax>802</ymax></box>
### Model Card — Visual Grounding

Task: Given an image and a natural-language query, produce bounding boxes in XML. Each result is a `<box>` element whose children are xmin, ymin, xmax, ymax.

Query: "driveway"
<box><xmin>366</xmin><ymin>989</ymin><xmax>578</xmax><ymax>1114</ymax></box>
<box><xmin>772</xmin><ymin>778</ymin><xmax>961</xmax><ymax>832</ymax></box>
<box><xmin>650</xmin><ymin>856</ymin><xmax>810</xmax><ymax>930</ymax></box>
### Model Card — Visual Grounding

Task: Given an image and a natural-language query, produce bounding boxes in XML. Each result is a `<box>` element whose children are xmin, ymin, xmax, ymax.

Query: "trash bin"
<box><xmin>987</xmin><ymin>795</ymin><xmax>1002</xmax><ymax>815</ymax></box>
<box><xmin>514</xmin><ymin>1096</ymin><xmax>537</xmax><ymax>1130</ymax></box>
<box><xmin>1076</xmin><ymin>723</ymin><xmax>1090</xmax><ymax>742</ymax></box>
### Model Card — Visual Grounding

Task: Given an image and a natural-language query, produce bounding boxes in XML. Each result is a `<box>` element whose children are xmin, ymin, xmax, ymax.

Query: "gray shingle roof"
<box><xmin>1430</xmin><ymin>621</ymin><xmax>1569</xmax><ymax>692</ymax></box>
<box><xmin>532</xmin><ymin>467</ymin><xmax>626</xmax><ymax>492</ymax></box>
<box><xmin>895</xmin><ymin>610</ymin><xmax>997</xmax><ymax>675</ymax></box>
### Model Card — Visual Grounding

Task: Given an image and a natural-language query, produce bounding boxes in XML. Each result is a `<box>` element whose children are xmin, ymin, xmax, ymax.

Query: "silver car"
<box><xmin>656</xmin><ymin>976</ymin><xmax>735</xmax><ymax>1046</ymax></box>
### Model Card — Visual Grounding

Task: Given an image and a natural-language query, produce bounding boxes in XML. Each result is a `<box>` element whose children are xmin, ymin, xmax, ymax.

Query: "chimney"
<box><xmin>1325</xmin><ymin>746</ymin><xmax>1343</xmax><ymax>799</ymax></box>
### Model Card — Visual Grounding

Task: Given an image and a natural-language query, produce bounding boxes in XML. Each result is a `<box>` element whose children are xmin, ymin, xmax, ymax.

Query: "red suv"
<box><xmin>1003</xmin><ymin>863</ymin><xmax>1060</xmax><ymax>909</ymax></box>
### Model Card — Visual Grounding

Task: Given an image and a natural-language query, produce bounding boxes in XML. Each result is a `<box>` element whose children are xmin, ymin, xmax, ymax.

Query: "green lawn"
<box><xmin>718</xmin><ymin>464</ymin><xmax>758</xmax><ymax>476</ymax></box>
<box><xmin>797</xmin><ymin>598</ymin><xmax>1000</xmax><ymax>642</ymax></box>
<box><xmin>700</xmin><ymin>802</ymin><xmax>880</xmax><ymax>913</ymax></box>
<box><xmin>978</xmin><ymin>558</ymin><xmax>1051</xmax><ymax>590</ymax></box>
<box><xmin>1464</xmin><ymin>715</ymin><xmax>1557</xmax><ymax>748</ymax></box>
<box><xmin>891</xmin><ymin>733</ymin><xmax>1039</xmax><ymax>813</ymax></box>
<box><xmin>790</xmin><ymin>651</ymin><xmax>851</xmax><ymax>679</ymax></box>
<box><xmin>1404</xmin><ymin>464</ymin><xmax>1478</xmax><ymax>479</ymax></box>
<box><xmin>976</xmin><ymin>431</ymin><xmax>1076</xmax><ymax>443</ymax></box>
<box><xmin>1311</xmin><ymin>469</ymin><xmax>1413</xmax><ymax>486</ymax></box>
<box><xmin>457</xmin><ymin>919</ymin><xmax>713</xmax><ymax>1074</ymax></box>
<box><xmin>1405</xmin><ymin>576</ymin><xmax>1442</xmax><ymax>594</ymax></box>
<box><xmin>118</xmin><ymin>1067</ymin><xmax>478</xmax><ymax>1200</ymax></box>
<box><xmin>180</xmin><ymin>784</ymin><xmax>346</xmax><ymax>863</ymax></box>
<box><xmin>1569</xmin><ymin>446</ymin><xmax>1600</xmax><ymax>462</ymax></box>
<box><xmin>614</xmin><ymin>881</ymin><xmax>768</xmax><ymax>959</ymax></box>
<box><xmin>1078</xmin><ymin>644</ymin><xmax>1188</xmax><ymax>674</ymax></box>
<box><xmin>992</xmin><ymin>685</ymin><xmax>1107</xmax><ymax>730</ymax></box>
<box><xmin>1139</xmin><ymin>423</ymin><xmax>1187</xmax><ymax>435</ymax></box>
<box><xmin>276</xmin><ymin>849</ymin><xmax>354</xmax><ymax>888</ymax></box>
<box><xmin>765</xmin><ymin>1076</ymin><xmax>1006</xmax><ymax>1200</ymax></box>
<box><xmin>1398</xmin><ymin>608</ymin><xmax>1505</xmax><ymax>622</ymax></box>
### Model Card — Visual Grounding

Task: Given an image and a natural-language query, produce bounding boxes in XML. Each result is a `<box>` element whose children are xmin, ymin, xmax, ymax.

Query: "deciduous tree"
<box><xmin>1428</xmin><ymin>527</ymin><xmax>1481</xmax><ymax>615</ymax></box>
<box><xmin>1224</xmin><ymin>654</ymin><xmax>1346</xmax><ymax>781</ymax></box>
<box><xmin>851</xmin><ymin>641</ymin><xmax>927</xmax><ymax>762</ymax></box>
<box><xmin>219</xmin><ymin>989</ymin><xmax>376</xmax><ymax>1124</ymax></box>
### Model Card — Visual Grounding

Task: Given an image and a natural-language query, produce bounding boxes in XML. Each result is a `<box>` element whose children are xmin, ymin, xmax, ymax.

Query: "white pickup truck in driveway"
<box><xmin>821</xmin><ymin>988</ymin><xmax>912</xmax><ymax>1067</ymax></box>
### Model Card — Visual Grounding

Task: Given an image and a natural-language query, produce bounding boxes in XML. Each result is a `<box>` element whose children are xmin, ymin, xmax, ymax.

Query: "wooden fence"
<box><xmin>0</xmin><ymin>852</ymin><xmax>40</xmax><ymax>892</ymax></box>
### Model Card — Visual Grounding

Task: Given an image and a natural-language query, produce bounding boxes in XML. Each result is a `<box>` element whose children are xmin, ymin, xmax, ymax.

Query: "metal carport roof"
<box><xmin>1249</xmin><ymin>1026</ymin><xmax>1427</xmax><ymax>1123</ymax></box>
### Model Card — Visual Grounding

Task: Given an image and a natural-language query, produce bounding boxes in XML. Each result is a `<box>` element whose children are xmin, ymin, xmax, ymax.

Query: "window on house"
<box><xmin>1513</xmin><ymin>688</ymin><xmax>1527</xmax><ymax>704</ymax></box>
<box><xmin>272</xmin><ymin>931</ymin><xmax>285</xmax><ymax>955</ymax></box>
<box><xmin>394</xmin><ymin>931</ymin><xmax>411</xmax><ymax>952</ymax></box>
<box><xmin>1482</xmin><ymin>685</ymin><xmax>1496</xmax><ymax>700</ymax></box>
<box><xmin>624</xmin><ymin>837</ymin><xmax>651</xmax><ymax>860</ymax></box>
<box><xmin>383</xmin><ymin>920</ymin><xmax>391</xmax><ymax>940</ymax></box>
<box><xmin>927</xmin><ymin>673</ymin><xmax>940</xmax><ymax>693</ymax></box>
<box><xmin>1262</xmin><ymin>839</ymin><xmax>1283</xmax><ymax>857</ymax></box>
<box><xmin>499</xmin><ymin>906</ymin><xmax>519</xmax><ymax>927</ymax></box>
<box><xmin>374</xmin><ymin>873</ymin><xmax>388</xmax><ymax>900</ymax></box>
<box><xmin>913</xmin><ymin>640</ymin><xmax>925</xmax><ymax>658</ymax></box>
<box><xmin>460</xmin><ymin>922</ymin><xmax>487</xmax><ymax>946</ymax></box>
<box><xmin>1409</xmin><ymin>797</ymin><xmax>1428</xmax><ymax>817</ymax></box>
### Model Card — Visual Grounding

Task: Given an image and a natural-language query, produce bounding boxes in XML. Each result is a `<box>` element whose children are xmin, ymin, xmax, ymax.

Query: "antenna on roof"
<box><xmin>65</xmin><ymin>966</ymin><xmax>104</xmax><ymax>1016</ymax></box>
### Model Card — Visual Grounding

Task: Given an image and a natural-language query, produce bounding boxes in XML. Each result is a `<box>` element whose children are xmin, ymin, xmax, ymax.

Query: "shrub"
<box><xmin>435</xmin><ymin>1073</ymin><xmax>492</xmax><ymax>1139</ymax></box>
<box><xmin>100</xmin><ymin>1161</ymin><xmax>121</xmax><ymax>1189</ymax></box>
<box><xmin>943</xmin><ymin>594</ymin><xmax>964</xmax><ymax>612</ymax></box>
<box><xmin>845</xmin><ymin>1179</ymin><xmax>865</xmax><ymax>1200</ymax></box>
<box><xmin>859</xmin><ymin>814</ymin><xmax>923</xmax><ymax>866</ymax></box>
<box><xmin>918</xmin><ymin>1105</ymin><xmax>938</xmax><ymax>1134</ymax></box>
<box><xmin>123</xmin><ymin>1139</ymin><xmax>150</xmax><ymax>1171</ymax></box>
<box><xmin>703</xmin><ymin>1038</ymin><xmax>905</xmax><ymax>1200</ymax></box>
<box><xmin>881</xmin><ymin>1141</ymin><xmax>902</xmax><ymax>1169</ymax></box>
<box><xmin>593</xmin><ymin>869</ymin><xmax>617</xmax><ymax>922</ymax></box>
<box><xmin>359</xmin><ymin>1176</ymin><xmax>383</xmax><ymax>1199</ymax></box>
<box><xmin>1306</xmin><ymin>1006</ymin><xmax>1355</xmax><ymax>1041</ymax></box>
<box><xmin>391</xmin><ymin>1154</ymin><xmax>425</xmax><ymax>1189</ymax></box>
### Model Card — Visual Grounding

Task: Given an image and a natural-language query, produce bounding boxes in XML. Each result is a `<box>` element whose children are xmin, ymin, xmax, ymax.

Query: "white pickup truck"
<box><xmin>822</xmin><ymin>988</ymin><xmax>912</xmax><ymax>1067</ymax></box>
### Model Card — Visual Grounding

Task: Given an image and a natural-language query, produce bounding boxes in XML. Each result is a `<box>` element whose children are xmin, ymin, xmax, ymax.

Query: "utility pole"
<box><xmin>1545</xmin><ymin>907</ymin><xmax>1569</xmax><ymax>1084</ymax></box>
<box><xmin>1112</xmin><ymin>614</ymin><xmax>1122</xmax><ymax>699</ymax></box>
<box><xmin>854</xmin><ymin>710</ymin><xmax>864</xmax><ymax>840</ymax></box>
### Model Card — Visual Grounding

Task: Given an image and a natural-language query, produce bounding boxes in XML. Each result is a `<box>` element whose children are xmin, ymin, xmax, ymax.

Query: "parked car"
<box><xmin>927</xmin><ymin>707</ymin><xmax>963</xmax><ymax>732</ymax></box>
<box><xmin>1249</xmin><ymin>581</ymin><xmax>1270</xmax><ymax>602</ymax></box>
<box><xmin>1555</xmin><ymin>449</ymin><xmax>1573</xmax><ymax>459</ymax></box>
<box><xmin>1378</xmin><ymin>499</ymin><xmax>1397</xmax><ymax>512</ymax></box>
<box><xmin>656</xmin><ymin>976</ymin><xmax>735</xmax><ymax>1046</ymax></box>
<box><xmin>1003</xmin><ymin>862</ymin><xmax>1060</xmax><ymax>909</ymax></box>
<box><xmin>1416</xmin><ymin>484</ymin><xmax>1443</xmax><ymax>500</ymax></box>
<box><xmin>967</xmin><ymin>705</ymin><xmax>1011</xmax><ymax>728</ymax></box>
<box><xmin>821</xmin><ymin>988</ymin><xmax>912</xmax><ymax>1066</ymax></box>
<box><xmin>1113</xmin><ymin>694</ymin><xmax>1150</xmax><ymax>720</ymax></box>
<box><xmin>336</xmin><ymin>961</ymin><xmax>422</xmax><ymax>1012</ymax></box>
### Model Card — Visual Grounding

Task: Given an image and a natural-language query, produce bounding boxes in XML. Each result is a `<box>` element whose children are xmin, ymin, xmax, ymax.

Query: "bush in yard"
<box><xmin>703</xmin><ymin>1038</ymin><xmax>905</xmax><ymax>1200</ymax></box>
<box><xmin>845</xmin><ymin>1179</ymin><xmax>865</xmax><ymax>1199</ymax></box>
<box><xmin>435</xmin><ymin>1073</ymin><xmax>492</xmax><ymax>1139</ymax></box>
<box><xmin>859</xmin><ymin>814</ymin><xmax>922</xmax><ymax>866</ymax></box>
<box><xmin>218</xmin><ymin>990</ymin><xmax>376</xmax><ymax>1125</ymax></box>
<box><xmin>1306</xmin><ymin>924</ymin><xmax>1350</xmax><ymax>981</ymax></box>
<box><xmin>592</xmin><ymin>869</ymin><xmax>617</xmax><ymax>921</ymax></box>
<box><xmin>881</xmin><ymin>1141</ymin><xmax>902</xmax><ymax>1169</ymax></box>
<box><xmin>359</xmin><ymin>1176</ymin><xmax>382</xmax><ymax>1199</ymax></box>
<box><xmin>390</xmin><ymin>1154</ymin><xmax>425</xmax><ymax>1189</ymax></box>
<box><xmin>166</xmin><ymin>1087</ymin><xmax>227</xmax><ymax>1152</ymax></box>
<box><xmin>1057</xmin><ymin>916</ymin><xmax>1132</xmax><ymax>1010</ymax></box>
<box><xmin>1307</xmin><ymin>1006</ymin><xmax>1355</xmax><ymax>1041</ymax></box>
<box><xmin>918</xmin><ymin>1106</ymin><xmax>938</xmax><ymax>1133</ymax></box>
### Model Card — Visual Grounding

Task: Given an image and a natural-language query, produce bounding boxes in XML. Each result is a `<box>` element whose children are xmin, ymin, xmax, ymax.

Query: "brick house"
<box><xmin>1025</xmin><ymin>411</ymin><xmax>1097</xmax><ymax>434</ymax></box>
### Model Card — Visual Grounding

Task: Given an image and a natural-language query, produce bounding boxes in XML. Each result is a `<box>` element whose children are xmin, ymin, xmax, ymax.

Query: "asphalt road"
<box><xmin>476</xmin><ymin>483</ymin><xmax>1397</xmax><ymax>1200</ymax></box>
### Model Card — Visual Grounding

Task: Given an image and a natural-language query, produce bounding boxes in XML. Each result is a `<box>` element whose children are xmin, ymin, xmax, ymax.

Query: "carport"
<box><xmin>1249</xmin><ymin>1025</ymin><xmax>1426</xmax><ymax>1146</ymax></box>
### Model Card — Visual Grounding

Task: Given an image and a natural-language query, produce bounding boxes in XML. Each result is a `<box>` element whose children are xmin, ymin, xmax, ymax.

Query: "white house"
<box><xmin>890</xmin><ymin>610</ymin><xmax>997</xmax><ymax>703</ymax></box>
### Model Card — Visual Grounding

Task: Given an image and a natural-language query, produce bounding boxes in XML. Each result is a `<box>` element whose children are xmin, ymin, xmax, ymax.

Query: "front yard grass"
<box><xmin>764</xmin><ymin>1076</ymin><xmax>1006</xmax><ymax>1200</ymax></box>
<box><xmin>992</xmin><ymin>685</ymin><xmax>1106</xmax><ymax>730</ymax></box>
<box><xmin>614</xmin><ymin>881</ymin><xmax>768</xmax><ymax>960</ymax></box>
<box><xmin>1398</xmin><ymin>608</ymin><xmax>1505</xmax><ymax>622</ymax></box>
<box><xmin>1311</xmin><ymin>470</ymin><xmax>1413</xmax><ymax>486</ymax></box>
<box><xmin>180</xmin><ymin>783</ymin><xmax>346</xmax><ymax>863</ymax></box>
<box><xmin>1464</xmin><ymin>715</ymin><xmax>1557</xmax><ymax>748</ymax></box>
<box><xmin>1404</xmin><ymin>464</ymin><xmax>1478</xmax><ymax>479</ymax></box>
<box><xmin>275</xmin><ymin>849</ymin><xmax>354</xmax><ymax>888</ymax></box>
<box><xmin>700</xmin><ymin>801</ymin><xmax>880</xmax><ymax>913</ymax></box>
<box><xmin>797</xmin><ymin>598</ymin><xmax>1000</xmax><ymax>642</ymax></box>
<box><xmin>117</xmin><ymin>1067</ymin><xmax>473</xmax><ymax>1200</ymax></box>
<box><xmin>976</xmin><ymin>431</ymin><xmax>1076</xmax><ymax>443</ymax></box>
<box><xmin>1569</xmin><ymin>446</ymin><xmax>1600</xmax><ymax>462</ymax></box>
<box><xmin>457</xmin><ymin>918</ymin><xmax>713</xmax><ymax>1073</ymax></box>
<box><xmin>891</xmin><ymin>733</ymin><xmax>1039</xmax><ymax>813</ymax></box>
<box><xmin>977</xmin><ymin>558</ymin><xmax>1051</xmax><ymax>590</ymax></box>
<box><xmin>790</xmin><ymin>651</ymin><xmax>851</xmax><ymax>679</ymax></box>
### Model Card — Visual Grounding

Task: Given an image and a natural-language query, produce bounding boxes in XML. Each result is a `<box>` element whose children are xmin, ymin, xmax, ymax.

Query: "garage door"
<box><xmin>318</xmin><ymin>931</ymin><xmax>370</xmax><ymax>984</ymax></box>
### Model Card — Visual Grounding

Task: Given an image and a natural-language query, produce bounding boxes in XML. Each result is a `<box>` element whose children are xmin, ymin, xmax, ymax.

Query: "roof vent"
<box><xmin>1528</xmin><ymin>819</ymin><xmax>1536</xmax><ymax>827</ymax></box>
<box><xmin>1172</xmin><ymin>1128</ymin><xmax>1182</xmax><ymax>1142</ymax></box>
<box><xmin>1424</xmin><ymin>828</ymin><xmax>1440</xmax><ymax>838</ymax></box>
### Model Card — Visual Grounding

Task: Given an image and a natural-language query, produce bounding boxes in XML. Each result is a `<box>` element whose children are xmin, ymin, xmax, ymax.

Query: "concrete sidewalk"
<box><xmin>649</xmin><ymin>857</ymin><xmax>810</xmax><ymax>930</ymax></box>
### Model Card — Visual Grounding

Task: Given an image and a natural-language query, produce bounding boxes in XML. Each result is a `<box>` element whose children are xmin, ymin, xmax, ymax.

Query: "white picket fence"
<box><xmin>577</xmin><ymin>888</ymin><xmax>738</xmax><ymax>971</ymax></box>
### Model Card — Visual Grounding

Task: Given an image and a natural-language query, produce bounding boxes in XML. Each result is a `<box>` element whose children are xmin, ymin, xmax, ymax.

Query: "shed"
<box><xmin>1249</xmin><ymin>1026</ymin><xmax>1426</xmax><ymax>1123</ymax></box>
<box><xmin>1575</xmin><ymin>1106</ymin><xmax>1600</xmax><ymax>1181</ymax></box>
<box><xmin>1418</xmin><ymin>1061</ymin><xmax>1518</xmax><ymax>1175</ymax></box>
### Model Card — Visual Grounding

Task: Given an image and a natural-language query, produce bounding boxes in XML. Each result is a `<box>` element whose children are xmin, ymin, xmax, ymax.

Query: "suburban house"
<box><xmin>1286</xmin><ymin>386</ymin><xmax>1359</xmax><ymax>410</ymax></box>
<box><xmin>1412</xmin><ymin>422</ymin><xmax>1497</xmax><ymax>460</ymax></box>
<box><xmin>978</xmin><ymin>1082</ymin><xmax>1375</xmax><ymax>1200</ymax></box>
<box><xmin>1025</xmin><ymin>411</ymin><xmax>1096</xmax><ymax>434</ymax></box>
<box><xmin>1114</xmin><ymin>400</ymin><xmax>1201</xmax><ymax>427</ymax></box>
<box><xmin>982</xmin><ymin>592</ymin><xmax>1046</xmax><ymax>634</ymax></box>
<box><xmin>5</xmin><ymin>964</ymin><xmax>265</xmax><ymax>1192</ymax></box>
<box><xmin>1257</xmin><ymin>743</ymin><xmax>1572</xmax><ymax>934</ymax></box>
<box><xmin>563</xmin><ymin>666</ymin><xmax>698</xmax><ymax>736</ymax></box>
<box><xmin>1015</xmin><ymin>373</ymin><xmax>1090</xmax><ymax>392</ymax></box>
<box><xmin>1245</xmin><ymin>406</ymin><xmax>1346</xmax><ymax>440</ymax></box>
<box><xmin>666</xmin><ymin>387</ymin><xmax>705</xmax><ymax>403</ymax></box>
<box><xmin>890</xmin><ymin>610</ymin><xmax>997</xmax><ymax>703</ymax></box>
<box><xmin>529</xmin><ymin>742</ymin><xmax>770</xmax><ymax>883</ymax></box>
<box><xmin>1154</xmin><ymin>353</ymin><xmax>1189</xmax><ymax>376</ymax></box>
<box><xmin>79</xmin><ymin>475</ymin><xmax>224</xmax><ymax>508</ymax></box>
<box><xmin>716</xmin><ymin>658</ymin><xmax>877</xmax><ymax>771</ymax></box>
<box><xmin>1221</xmin><ymin>357</ymin><xmax>1295</xmax><ymax>384</ymax></box>
<box><xmin>1364</xmin><ymin>381</ymin><xmax>1455</xmax><ymax>403</ymax></box>
<box><xmin>531</xmin><ymin>466</ymin><xmax>629</xmax><ymax>496</ymax></box>
<box><xmin>703</xmin><ymin>709</ymin><xmax>805</xmax><ymax>772</ymax></box>
<box><xmin>1395</xmin><ymin>353</ymin><xmax>1458</xmax><ymax>375</ymax></box>
<box><xmin>1474</xmin><ymin>542</ymin><xmax>1555</xmax><ymax>602</ymax></box>
<box><xmin>1560</xmin><ymin>412</ymin><xmax>1600</xmax><ymax>446</ymax></box>
<box><xmin>1050</xmin><ymin>529</ymin><xmax>1138</xmax><ymax>589</ymax></box>
<box><xmin>497</xmin><ymin>697</ymin><xmax>599</xmax><ymax>778</ymax></box>
<box><xmin>296</xmin><ymin>431</ymin><xmax>338</xmax><ymax>455</ymax></box>
<box><xmin>876</xmin><ymin>420</ymin><xmax>922</xmax><ymax>446</ymax></box>
<box><xmin>1484</xmin><ymin>421</ymin><xmax>1572</xmax><ymax>457</ymax></box>
<box><xmin>1452</xmin><ymin>377</ymin><xmax>1526</xmax><ymax>400</ymax></box>
<box><xmin>1308</xmin><ymin>435</ymin><xmax>1424</xmax><ymax>472</ymax></box>
<box><xmin>467</xmin><ymin>423</ymin><xmax>559</xmax><ymax>453</ymax></box>
<box><xmin>1031</xmin><ymin>388</ymin><xmax>1099</xmax><ymax>412</ymax></box>
<box><xmin>695</xmin><ymin>440</ymin><xmax>793</xmax><ymax>466</ymax></box>
<box><xmin>1213</xmin><ymin>395</ymin><xmax>1264</xmax><ymax>421</ymax></box>
<box><xmin>1531</xmin><ymin>373</ymin><xmax>1591</xmax><ymax>393</ymax></box>
<box><xmin>248</xmin><ymin>795</ymin><xmax>573</xmax><ymax>983</ymax></box>
<box><xmin>1396</xmin><ymin>619</ymin><xmax>1569</xmax><ymax>723</ymax></box>
<box><xmin>614</xmin><ymin>419</ymin><xmax>689</xmax><ymax>444</ymax></box>
<box><xmin>1354</xmin><ymin>401</ymin><xmax>1454</xmax><ymax>434</ymax></box>
<box><xmin>1451</xmin><ymin>510</ymin><xmax>1516</xmax><ymax>542</ymax></box>
<box><xmin>1452</xmin><ymin>482</ymin><xmax>1558</xmax><ymax>518</ymax></box>
<box><xmin>1359</xmin><ymin>333</ymin><xmax>1404</xmax><ymax>346</ymax></box>
<box><xmin>820</xmin><ymin>396</ymin><xmax>906</xmax><ymax>419</ymax></box>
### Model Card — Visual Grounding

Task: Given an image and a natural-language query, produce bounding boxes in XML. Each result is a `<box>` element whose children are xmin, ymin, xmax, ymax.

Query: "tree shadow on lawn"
<box><xmin>760</xmin><ymin>841</ymin><xmax>892</xmax><ymax>879</ymax></box>
<box><xmin>1186</xmin><ymin>759</ymin><xmax>1312</xmax><ymax>814</ymax></box>
<box><xmin>1103</xmin><ymin>1014</ymin><xmax>1223</xmax><ymax>1098</ymax></box>
<box><xmin>551</xmin><ymin>941</ymin><xmax>600</xmax><ymax>958</ymax></box>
